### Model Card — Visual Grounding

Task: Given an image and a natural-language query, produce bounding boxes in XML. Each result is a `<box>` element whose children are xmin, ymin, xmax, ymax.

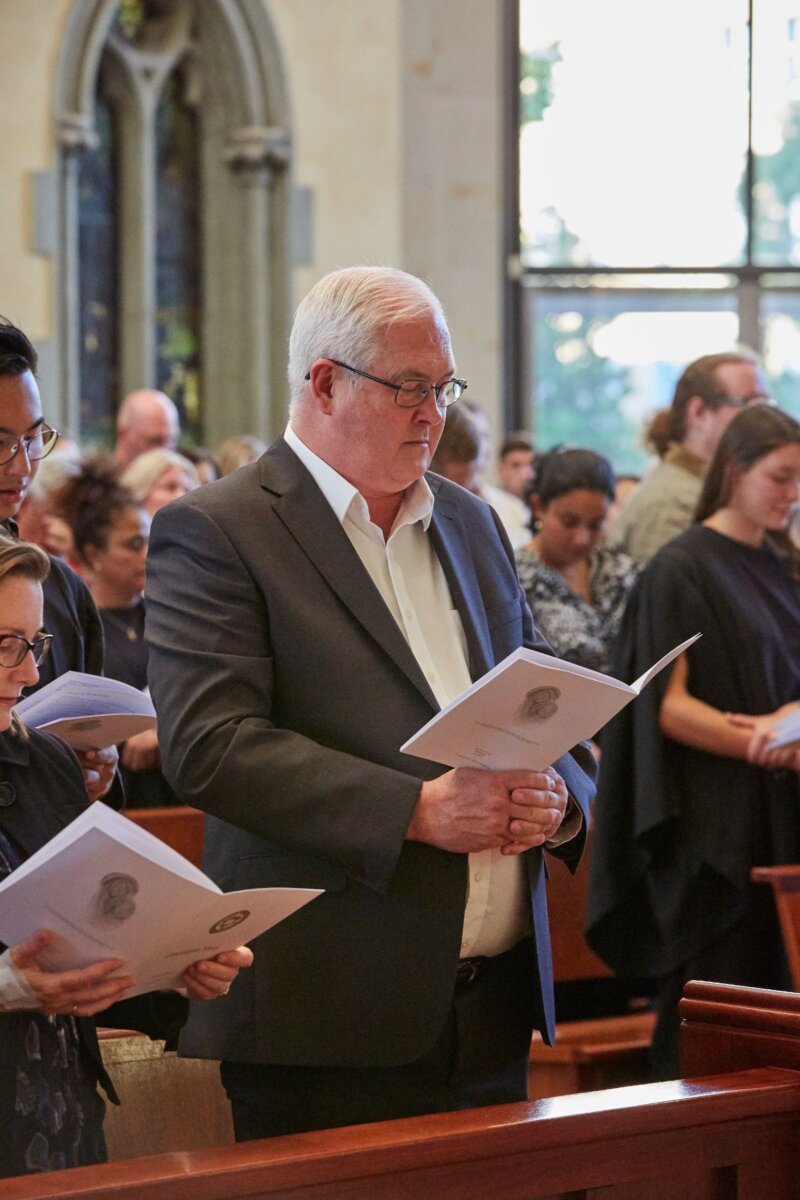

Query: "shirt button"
<box><xmin>474</xmin><ymin>872</ymin><xmax>482</xmax><ymax>882</ymax></box>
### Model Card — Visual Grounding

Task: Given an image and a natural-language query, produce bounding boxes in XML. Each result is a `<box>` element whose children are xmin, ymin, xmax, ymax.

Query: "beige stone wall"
<box><xmin>266</xmin><ymin>0</ymin><xmax>403</xmax><ymax>302</ymax></box>
<box><xmin>0</xmin><ymin>0</ymin><xmax>73</xmax><ymax>341</ymax></box>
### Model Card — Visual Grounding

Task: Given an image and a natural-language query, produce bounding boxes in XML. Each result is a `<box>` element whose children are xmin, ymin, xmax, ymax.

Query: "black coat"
<box><xmin>587</xmin><ymin>525</ymin><xmax>800</xmax><ymax>981</ymax></box>
<box><xmin>0</xmin><ymin>728</ymin><xmax>116</xmax><ymax>1119</ymax></box>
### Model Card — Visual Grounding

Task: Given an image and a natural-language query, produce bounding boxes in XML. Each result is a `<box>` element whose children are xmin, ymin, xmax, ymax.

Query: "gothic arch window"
<box><xmin>54</xmin><ymin>0</ymin><xmax>292</xmax><ymax>448</ymax></box>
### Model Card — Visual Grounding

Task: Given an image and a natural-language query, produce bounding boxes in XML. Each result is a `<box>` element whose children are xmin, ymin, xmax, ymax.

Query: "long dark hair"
<box><xmin>695</xmin><ymin>404</ymin><xmax>800</xmax><ymax>573</ymax></box>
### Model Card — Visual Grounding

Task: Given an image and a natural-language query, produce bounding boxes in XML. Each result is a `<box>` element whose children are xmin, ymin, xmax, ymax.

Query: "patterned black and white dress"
<box><xmin>515</xmin><ymin>543</ymin><xmax>640</xmax><ymax>675</ymax></box>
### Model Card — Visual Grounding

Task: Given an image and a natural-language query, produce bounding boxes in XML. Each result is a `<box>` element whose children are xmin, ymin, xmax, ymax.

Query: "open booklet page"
<box><xmin>0</xmin><ymin>803</ymin><xmax>321</xmax><ymax>996</ymax></box>
<box><xmin>15</xmin><ymin>670</ymin><xmax>157</xmax><ymax>750</ymax></box>
<box><xmin>769</xmin><ymin>706</ymin><xmax>800</xmax><ymax>749</ymax></box>
<box><xmin>401</xmin><ymin>634</ymin><xmax>700</xmax><ymax>771</ymax></box>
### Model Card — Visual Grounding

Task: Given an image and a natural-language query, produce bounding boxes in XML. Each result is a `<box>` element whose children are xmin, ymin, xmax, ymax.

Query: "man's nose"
<box><xmin>415</xmin><ymin>391</ymin><xmax>445</xmax><ymax>425</ymax></box>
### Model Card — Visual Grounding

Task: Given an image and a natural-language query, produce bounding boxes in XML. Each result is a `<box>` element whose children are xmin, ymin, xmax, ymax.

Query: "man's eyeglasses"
<box><xmin>306</xmin><ymin>360</ymin><xmax>467</xmax><ymax>409</ymax></box>
<box><xmin>0</xmin><ymin>633</ymin><xmax>53</xmax><ymax>669</ymax></box>
<box><xmin>709</xmin><ymin>394</ymin><xmax>773</xmax><ymax>409</ymax></box>
<box><xmin>0</xmin><ymin>424</ymin><xmax>59</xmax><ymax>467</ymax></box>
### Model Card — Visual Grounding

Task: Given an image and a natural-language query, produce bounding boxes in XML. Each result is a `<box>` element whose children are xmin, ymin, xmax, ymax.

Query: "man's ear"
<box><xmin>306</xmin><ymin>360</ymin><xmax>337</xmax><ymax>414</ymax></box>
<box><xmin>685</xmin><ymin>394</ymin><xmax>708</xmax><ymax>427</ymax></box>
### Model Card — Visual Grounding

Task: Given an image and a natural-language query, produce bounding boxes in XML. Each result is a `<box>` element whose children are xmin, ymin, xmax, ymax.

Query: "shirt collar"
<box><xmin>664</xmin><ymin>441</ymin><xmax>708</xmax><ymax>480</ymax></box>
<box><xmin>284</xmin><ymin>423</ymin><xmax>434</xmax><ymax>532</ymax></box>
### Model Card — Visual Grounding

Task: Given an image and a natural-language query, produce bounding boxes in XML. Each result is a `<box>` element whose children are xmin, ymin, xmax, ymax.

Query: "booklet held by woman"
<box><xmin>0</xmin><ymin>803</ymin><xmax>321</xmax><ymax>996</ymax></box>
<box><xmin>15</xmin><ymin>670</ymin><xmax>157</xmax><ymax>750</ymax></box>
<box><xmin>401</xmin><ymin>634</ymin><xmax>700</xmax><ymax>771</ymax></box>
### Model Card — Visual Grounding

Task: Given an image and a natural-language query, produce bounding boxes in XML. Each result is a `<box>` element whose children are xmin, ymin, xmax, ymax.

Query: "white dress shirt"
<box><xmin>285</xmin><ymin>423</ymin><xmax>532</xmax><ymax>958</ymax></box>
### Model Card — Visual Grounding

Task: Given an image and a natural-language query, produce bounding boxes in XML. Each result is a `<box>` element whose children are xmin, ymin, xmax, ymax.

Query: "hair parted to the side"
<box><xmin>0</xmin><ymin>533</ymin><xmax>51</xmax><ymax>739</ymax></box>
<box><xmin>0</xmin><ymin>316</ymin><xmax>38</xmax><ymax>379</ymax></box>
<box><xmin>668</xmin><ymin>351</ymin><xmax>760</xmax><ymax>443</ymax></box>
<box><xmin>695</xmin><ymin>403</ymin><xmax>800</xmax><ymax>575</ymax></box>
<box><xmin>287</xmin><ymin>266</ymin><xmax>450</xmax><ymax>412</ymax></box>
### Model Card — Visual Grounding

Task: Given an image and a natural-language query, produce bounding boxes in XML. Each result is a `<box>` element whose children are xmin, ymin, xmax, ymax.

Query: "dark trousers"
<box><xmin>221</xmin><ymin>938</ymin><xmax>537</xmax><ymax>1140</ymax></box>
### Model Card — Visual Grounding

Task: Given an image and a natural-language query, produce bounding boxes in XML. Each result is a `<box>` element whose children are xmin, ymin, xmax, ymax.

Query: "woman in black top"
<box><xmin>587</xmin><ymin>405</ymin><xmax>800</xmax><ymax>1078</ymax></box>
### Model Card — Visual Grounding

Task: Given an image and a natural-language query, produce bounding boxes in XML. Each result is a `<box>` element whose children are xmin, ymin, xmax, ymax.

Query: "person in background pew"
<box><xmin>53</xmin><ymin>463</ymin><xmax>179</xmax><ymax>808</ymax></box>
<box><xmin>0</xmin><ymin>535</ymin><xmax>253</xmax><ymax>1178</ymax></box>
<box><xmin>112</xmin><ymin>389</ymin><xmax>180</xmax><ymax>470</ymax></box>
<box><xmin>587</xmin><ymin>404</ymin><xmax>800</xmax><ymax>1080</ymax></box>
<box><xmin>0</xmin><ymin>318</ymin><xmax>117</xmax><ymax>804</ymax></box>
<box><xmin>120</xmin><ymin>447</ymin><xmax>198</xmax><ymax>518</ymax></box>
<box><xmin>516</xmin><ymin>447</ymin><xmax>640</xmax><ymax>676</ymax></box>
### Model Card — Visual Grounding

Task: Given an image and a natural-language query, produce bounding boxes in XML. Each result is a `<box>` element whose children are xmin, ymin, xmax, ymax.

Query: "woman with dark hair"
<box><xmin>587</xmin><ymin>404</ymin><xmax>800</xmax><ymax>1079</ymax></box>
<box><xmin>0</xmin><ymin>535</ymin><xmax>251</xmax><ymax>1177</ymax></box>
<box><xmin>515</xmin><ymin>447</ymin><xmax>640</xmax><ymax>675</ymax></box>
<box><xmin>54</xmin><ymin>463</ymin><xmax>175</xmax><ymax>807</ymax></box>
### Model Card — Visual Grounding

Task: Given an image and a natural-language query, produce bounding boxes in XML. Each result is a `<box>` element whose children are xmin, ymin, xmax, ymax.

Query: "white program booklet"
<box><xmin>401</xmin><ymin>634</ymin><xmax>700</xmax><ymax>771</ymax></box>
<box><xmin>15</xmin><ymin>671</ymin><xmax>157</xmax><ymax>750</ymax></box>
<box><xmin>768</xmin><ymin>707</ymin><xmax>800</xmax><ymax>749</ymax></box>
<box><xmin>0</xmin><ymin>803</ymin><xmax>322</xmax><ymax>996</ymax></box>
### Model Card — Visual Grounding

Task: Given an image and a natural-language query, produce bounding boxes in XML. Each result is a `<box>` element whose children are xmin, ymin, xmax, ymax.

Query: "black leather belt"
<box><xmin>455</xmin><ymin>956</ymin><xmax>487</xmax><ymax>987</ymax></box>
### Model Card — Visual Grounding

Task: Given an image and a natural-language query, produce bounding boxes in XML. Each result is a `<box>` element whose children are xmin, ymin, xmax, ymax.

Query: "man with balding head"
<box><xmin>611</xmin><ymin>351</ymin><xmax>770</xmax><ymax>562</ymax></box>
<box><xmin>113</xmin><ymin>388</ymin><xmax>180</xmax><ymax>468</ymax></box>
<box><xmin>145</xmin><ymin>266</ymin><xmax>595</xmax><ymax>1139</ymax></box>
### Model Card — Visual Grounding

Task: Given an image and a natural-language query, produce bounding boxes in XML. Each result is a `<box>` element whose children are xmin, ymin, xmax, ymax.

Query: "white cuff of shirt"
<box><xmin>0</xmin><ymin>948</ymin><xmax>37</xmax><ymax>1011</ymax></box>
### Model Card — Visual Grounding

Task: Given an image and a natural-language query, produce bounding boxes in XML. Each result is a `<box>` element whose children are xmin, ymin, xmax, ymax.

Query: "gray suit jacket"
<box><xmin>145</xmin><ymin>438</ymin><xmax>595</xmax><ymax>1066</ymax></box>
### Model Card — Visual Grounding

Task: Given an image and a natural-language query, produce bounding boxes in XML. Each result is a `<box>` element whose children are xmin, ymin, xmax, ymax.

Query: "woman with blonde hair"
<box><xmin>0</xmin><ymin>534</ymin><xmax>251</xmax><ymax>1175</ymax></box>
<box><xmin>120</xmin><ymin>448</ymin><xmax>198</xmax><ymax>517</ymax></box>
<box><xmin>216</xmin><ymin>434</ymin><xmax>267</xmax><ymax>477</ymax></box>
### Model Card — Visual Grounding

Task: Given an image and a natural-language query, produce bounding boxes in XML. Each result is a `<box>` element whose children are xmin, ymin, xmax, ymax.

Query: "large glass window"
<box><xmin>512</xmin><ymin>0</ymin><xmax>800</xmax><ymax>472</ymax></box>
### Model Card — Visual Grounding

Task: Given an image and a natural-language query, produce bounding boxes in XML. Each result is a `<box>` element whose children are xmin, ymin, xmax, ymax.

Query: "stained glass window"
<box><xmin>155</xmin><ymin>66</ymin><xmax>203</xmax><ymax>442</ymax></box>
<box><xmin>77</xmin><ymin>87</ymin><xmax>118</xmax><ymax>446</ymax></box>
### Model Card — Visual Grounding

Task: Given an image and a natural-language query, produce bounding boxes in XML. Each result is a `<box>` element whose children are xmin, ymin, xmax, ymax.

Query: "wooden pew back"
<box><xmin>123</xmin><ymin>805</ymin><xmax>205</xmax><ymax>867</ymax></box>
<box><xmin>751</xmin><ymin>864</ymin><xmax>800</xmax><ymax>990</ymax></box>
<box><xmin>8</xmin><ymin>1067</ymin><xmax>800</xmax><ymax>1200</ymax></box>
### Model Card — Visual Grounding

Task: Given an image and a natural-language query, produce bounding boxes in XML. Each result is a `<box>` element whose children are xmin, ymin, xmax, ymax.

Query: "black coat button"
<box><xmin>0</xmin><ymin>783</ymin><xmax>16</xmax><ymax>807</ymax></box>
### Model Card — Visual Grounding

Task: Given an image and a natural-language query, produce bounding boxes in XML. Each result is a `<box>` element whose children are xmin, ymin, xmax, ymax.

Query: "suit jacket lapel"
<box><xmin>262</xmin><ymin>441</ymin><xmax>440</xmax><ymax>711</ymax></box>
<box><xmin>427</xmin><ymin>479</ymin><xmax>495</xmax><ymax>682</ymax></box>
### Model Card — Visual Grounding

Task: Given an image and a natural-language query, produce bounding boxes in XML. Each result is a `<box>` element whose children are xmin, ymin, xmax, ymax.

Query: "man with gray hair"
<box><xmin>145</xmin><ymin>266</ymin><xmax>595</xmax><ymax>1138</ymax></box>
<box><xmin>113</xmin><ymin>388</ymin><xmax>180</xmax><ymax>469</ymax></box>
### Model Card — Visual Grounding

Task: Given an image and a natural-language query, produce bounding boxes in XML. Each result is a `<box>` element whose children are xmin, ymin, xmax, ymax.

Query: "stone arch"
<box><xmin>53</xmin><ymin>0</ymin><xmax>292</xmax><ymax>444</ymax></box>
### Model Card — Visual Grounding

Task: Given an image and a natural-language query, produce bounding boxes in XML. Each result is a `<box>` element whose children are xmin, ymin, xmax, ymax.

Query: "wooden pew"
<box><xmin>7</xmin><ymin>982</ymin><xmax>800</xmax><ymax>1198</ymax></box>
<box><xmin>680</xmin><ymin>979</ymin><xmax>800</xmax><ymax>1078</ymax></box>
<box><xmin>123</xmin><ymin>805</ymin><xmax>205</xmax><ymax>867</ymax></box>
<box><xmin>750</xmin><ymin>863</ymin><xmax>800</xmax><ymax>989</ymax></box>
<box><xmin>8</xmin><ymin>1067</ymin><xmax>800</xmax><ymax>1199</ymax></box>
